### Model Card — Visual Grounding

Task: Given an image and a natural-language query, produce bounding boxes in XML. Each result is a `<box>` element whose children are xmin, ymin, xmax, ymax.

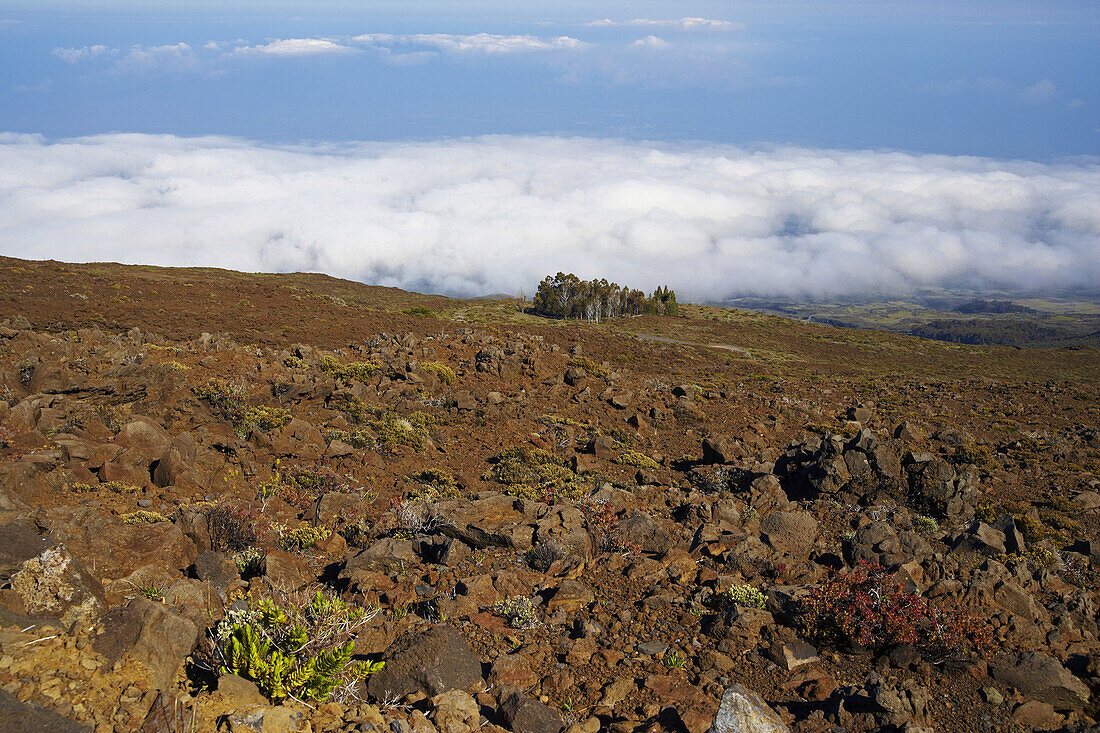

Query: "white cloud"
<box><xmin>231</xmin><ymin>38</ymin><xmax>359</xmax><ymax>57</ymax></box>
<box><xmin>0</xmin><ymin>134</ymin><xmax>1095</xmax><ymax>300</ymax></box>
<box><xmin>352</xmin><ymin>33</ymin><xmax>585</xmax><ymax>55</ymax></box>
<box><xmin>630</xmin><ymin>35</ymin><xmax>671</xmax><ymax>49</ymax></box>
<box><xmin>920</xmin><ymin>76</ymin><xmax>1067</xmax><ymax>105</ymax></box>
<box><xmin>588</xmin><ymin>18</ymin><xmax>742</xmax><ymax>31</ymax></box>
<box><xmin>12</xmin><ymin>78</ymin><xmax>51</xmax><ymax>93</ymax></box>
<box><xmin>118</xmin><ymin>43</ymin><xmax>197</xmax><ymax>73</ymax></box>
<box><xmin>1019</xmin><ymin>79</ymin><xmax>1059</xmax><ymax>104</ymax></box>
<box><xmin>51</xmin><ymin>45</ymin><xmax>116</xmax><ymax>63</ymax></box>
<box><xmin>51</xmin><ymin>43</ymin><xmax>198</xmax><ymax>73</ymax></box>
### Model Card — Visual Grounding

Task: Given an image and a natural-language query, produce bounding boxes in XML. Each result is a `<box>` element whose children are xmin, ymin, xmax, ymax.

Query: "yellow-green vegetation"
<box><xmin>661</xmin><ymin>650</ymin><xmax>686</xmax><ymax>668</ymax></box>
<box><xmin>278</xmin><ymin>524</ymin><xmax>332</xmax><ymax>551</ymax></box>
<box><xmin>1006</xmin><ymin>505</ymin><xmax>1051</xmax><ymax>543</ymax></box>
<box><xmin>405</xmin><ymin>469</ymin><xmax>460</xmax><ymax>501</ymax></box>
<box><xmin>162</xmin><ymin>360</ymin><xmax>190</xmax><ymax>372</ymax></box>
<box><xmin>421</xmin><ymin>361</ymin><xmax>456</xmax><ymax>384</ymax></box>
<box><xmin>543</xmin><ymin>414</ymin><xmax>591</xmax><ymax>429</ymax></box>
<box><xmin>139</xmin><ymin>583</ymin><xmax>164</xmax><ymax>602</ymax></box>
<box><xmin>319</xmin><ymin>355</ymin><xmax>379</xmax><ymax>383</ymax></box>
<box><xmin>403</xmin><ymin>306</ymin><xmax>434</xmax><ymax>318</ymax></box>
<box><xmin>369</xmin><ymin>411</ymin><xmax>436</xmax><ymax>452</ymax></box>
<box><xmin>234</xmin><ymin>547</ymin><xmax>266</xmax><ymax>576</ymax></box>
<box><xmin>912</xmin><ymin>515</ymin><xmax>939</xmax><ymax>535</ymax></box>
<box><xmin>804</xmin><ymin>422</ymin><xmax>859</xmax><ymax>438</ymax></box>
<box><xmin>121</xmin><ymin>510</ymin><xmax>168</xmax><ymax>525</ymax></box>
<box><xmin>615</xmin><ymin>451</ymin><xmax>660</xmax><ymax>471</ymax></box>
<box><xmin>568</xmin><ymin>356</ymin><xmax>609</xmax><ymax>378</ymax></box>
<box><xmin>1038</xmin><ymin>509</ymin><xmax>1083</xmax><ymax>536</ymax></box>
<box><xmin>1005</xmin><ymin>547</ymin><xmax>1060</xmax><ymax>572</ymax></box>
<box><xmin>954</xmin><ymin>442</ymin><xmax>996</xmax><ymax>471</ymax></box>
<box><xmin>323</xmin><ymin>428</ymin><xmax>373</xmax><ymax>448</ymax></box>
<box><xmin>257</xmin><ymin>465</ymin><xmax>369</xmax><ymax>513</ymax></box>
<box><xmin>484</xmin><ymin>446</ymin><xmax>582</xmax><ymax>501</ymax></box>
<box><xmin>1005</xmin><ymin>436</ymin><xmax>1045</xmax><ymax>468</ymax></box>
<box><xmin>240</xmin><ymin>406</ymin><xmax>293</xmax><ymax>434</ymax></box>
<box><xmin>194</xmin><ymin>380</ymin><xmax>287</xmax><ymax>436</ymax></box>
<box><xmin>212</xmin><ymin>590</ymin><xmax>380</xmax><ymax>702</ymax></box>
<box><xmin>493</xmin><ymin>595</ymin><xmax>539</xmax><ymax>629</ymax></box>
<box><xmin>328</xmin><ymin>394</ymin><xmax>374</xmax><ymax>424</ymax></box>
<box><xmin>67</xmin><ymin>480</ymin><xmax>140</xmax><ymax>494</ymax></box>
<box><xmin>726</xmin><ymin>584</ymin><xmax>767</xmax><ymax>609</ymax></box>
<box><xmin>283</xmin><ymin>355</ymin><xmax>307</xmax><ymax>370</ymax></box>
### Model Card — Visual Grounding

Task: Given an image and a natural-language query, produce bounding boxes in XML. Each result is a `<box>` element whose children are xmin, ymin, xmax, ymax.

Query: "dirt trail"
<box><xmin>624</xmin><ymin>331</ymin><xmax>753</xmax><ymax>357</ymax></box>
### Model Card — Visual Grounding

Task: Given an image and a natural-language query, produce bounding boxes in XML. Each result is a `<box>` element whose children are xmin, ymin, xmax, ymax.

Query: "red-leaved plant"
<box><xmin>802</xmin><ymin>560</ymin><xmax>990</xmax><ymax>660</ymax></box>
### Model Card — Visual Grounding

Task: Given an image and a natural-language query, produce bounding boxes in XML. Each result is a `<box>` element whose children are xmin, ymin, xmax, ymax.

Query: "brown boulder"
<box><xmin>500</xmin><ymin>691</ymin><xmax>565</xmax><ymax>733</ymax></box>
<box><xmin>93</xmin><ymin>597</ymin><xmax>199</xmax><ymax>690</ymax></box>
<box><xmin>436</xmin><ymin>494</ymin><xmax>531</xmax><ymax>550</ymax></box>
<box><xmin>262</xmin><ymin>549</ymin><xmax>312</xmax><ymax>592</ymax></box>
<box><xmin>546</xmin><ymin>579</ymin><xmax>594</xmax><ymax>613</ymax></box>
<box><xmin>366</xmin><ymin>625</ymin><xmax>482</xmax><ymax>701</ymax></box>
<box><xmin>759</xmin><ymin>511</ymin><xmax>819</xmax><ymax>561</ymax></box>
<box><xmin>42</xmin><ymin>508</ymin><xmax>197</xmax><ymax>581</ymax></box>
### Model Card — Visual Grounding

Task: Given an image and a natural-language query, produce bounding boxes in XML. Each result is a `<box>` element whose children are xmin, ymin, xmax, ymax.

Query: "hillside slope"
<box><xmin>0</xmin><ymin>256</ymin><xmax>1096</xmax><ymax>732</ymax></box>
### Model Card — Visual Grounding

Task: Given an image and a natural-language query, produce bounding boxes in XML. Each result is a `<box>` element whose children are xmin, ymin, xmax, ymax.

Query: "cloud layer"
<box><xmin>588</xmin><ymin>18</ymin><xmax>742</xmax><ymax>31</ymax></box>
<box><xmin>0</xmin><ymin>133</ymin><xmax>1096</xmax><ymax>300</ymax></box>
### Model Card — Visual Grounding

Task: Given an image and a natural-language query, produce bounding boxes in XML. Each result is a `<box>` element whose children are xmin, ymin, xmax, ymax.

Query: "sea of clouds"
<box><xmin>0</xmin><ymin>133</ymin><xmax>1096</xmax><ymax>300</ymax></box>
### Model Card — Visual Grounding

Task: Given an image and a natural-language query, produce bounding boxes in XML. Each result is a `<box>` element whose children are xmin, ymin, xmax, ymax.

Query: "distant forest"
<box><xmin>532</xmin><ymin>272</ymin><xmax>679</xmax><ymax>321</ymax></box>
<box><xmin>911</xmin><ymin>318</ymin><xmax>1062</xmax><ymax>345</ymax></box>
<box><xmin>953</xmin><ymin>299</ymin><xmax>1036</xmax><ymax>314</ymax></box>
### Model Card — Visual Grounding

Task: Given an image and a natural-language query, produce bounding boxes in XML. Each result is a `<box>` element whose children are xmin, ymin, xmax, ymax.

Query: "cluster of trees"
<box><xmin>531</xmin><ymin>272</ymin><xmax>679</xmax><ymax>321</ymax></box>
<box><xmin>911</xmin><ymin>319</ymin><xmax>1061</xmax><ymax>346</ymax></box>
<box><xmin>954</xmin><ymin>299</ymin><xmax>1036</xmax><ymax>315</ymax></box>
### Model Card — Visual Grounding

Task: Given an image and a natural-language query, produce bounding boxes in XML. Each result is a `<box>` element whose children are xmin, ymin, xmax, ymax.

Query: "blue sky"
<box><xmin>0</xmin><ymin>2</ymin><xmax>1097</xmax><ymax>300</ymax></box>
<box><xmin>2</xmin><ymin>1</ymin><xmax>1096</xmax><ymax>157</ymax></box>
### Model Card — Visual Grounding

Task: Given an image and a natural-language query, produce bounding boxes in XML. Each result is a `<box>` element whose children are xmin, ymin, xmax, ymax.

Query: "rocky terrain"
<box><xmin>0</xmin><ymin>256</ymin><xmax>1097</xmax><ymax>733</ymax></box>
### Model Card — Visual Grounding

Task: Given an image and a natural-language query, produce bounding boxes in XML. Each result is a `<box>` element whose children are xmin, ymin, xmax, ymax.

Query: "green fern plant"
<box><xmin>213</xmin><ymin>589</ymin><xmax>382</xmax><ymax>702</ymax></box>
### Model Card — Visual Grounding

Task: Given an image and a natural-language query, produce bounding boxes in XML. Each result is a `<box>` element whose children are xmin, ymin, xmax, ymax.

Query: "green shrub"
<box><xmin>483</xmin><ymin>446</ymin><xmax>580</xmax><ymax>501</ymax></box>
<box><xmin>324</xmin><ymin>428</ymin><xmax>373</xmax><ymax>448</ymax></box>
<box><xmin>328</xmin><ymin>394</ymin><xmax>375</xmax><ymax>424</ymax></box>
<box><xmin>403</xmin><ymin>306</ymin><xmax>434</xmax><ymax>318</ymax></box>
<box><xmin>421</xmin><ymin>361</ymin><xmax>456</xmax><ymax>384</ymax></box>
<box><xmin>494</xmin><ymin>596</ymin><xmax>540</xmax><ymax>629</ymax></box>
<box><xmin>257</xmin><ymin>466</ymin><xmax>370</xmax><ymax>513</ymax></box>
<box><xmin>405</xmin><ymin>469</ymin><xmax>460</xmax><ymax>501</ymax></box>
<box><xmin>139</xmin><ymin>583</ymin><xmax>164</xmax><ymax>602</ymax></box>
<box><xmin>68</xmin><ymin>480</ymin><xmax>140</xmax><ymax>494</ymax></box>
<box><xmin>194</xmin><ymin>379</ymin><xmax>290</xmax><ymax>437</ymax></box>
<box><xmin>211</xmin><ymin>590</ymin><xmax>381</xmax><ymax>702</ymax></box>
<box><xmin>615</xmin><ymin>451</ymin><xmax>659</xmax><ymax>471</ymax></box>
<box><xmin>277</xmin><ymin>524</ymin><xmax>332</xmax><ymax>551</ymax></box>
<box><xmin>319</xmin><ymin>355</ymin><xmax>380</xmax><ymax>383</ymax></box>
<box><xmin>240</xmin><ymin>406</ymin><xmax>292</xmax><ymax>434</ymax></box>
<box><xmin>194</xmin><ymin>379</ymin><xmax>247</xmax><ymax>427</ymax></box>
<box><xmin>369</xmin><ymin>411</ymin><xmax>436</xmax><ymax>452</ymax></box>
<box><xmin>567</xmin><ymin>356</ymin><xmax>608</xmax><ymax>378</ymax></box>
<box><xmin>661</xmin><ymin>650</ymin><xmax>686</xmax><ymax>668</ymax></box>
<box><xmin>121</xmin><ymin>510</ymin><xmax>168</xmax><ymax>525</ymax></box>
<box><xmin>912</xmin><ymin>515</ymin><xmax>939</xmax><ymax>535</ymax></box>
<box><xmin>234</xmin><ymin>547</ymin><xmax>266</xmax><ymax>577</ymax></box>
<box><xmin>726</xmin><ymin>584</ymin><xmax>767</xmax><ymax>609</ymax></box>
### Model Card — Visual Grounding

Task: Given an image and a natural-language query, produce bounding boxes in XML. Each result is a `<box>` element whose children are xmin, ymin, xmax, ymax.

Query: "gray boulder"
<box><xmin>709</xmin><ymin>684</ymin><xmax>789</xmax><ymax>733</ymax></box>
<box><xmin>991</xmin><ymin>652</ymin><xmax>1090</xmax><ymax>710</ymax></box>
